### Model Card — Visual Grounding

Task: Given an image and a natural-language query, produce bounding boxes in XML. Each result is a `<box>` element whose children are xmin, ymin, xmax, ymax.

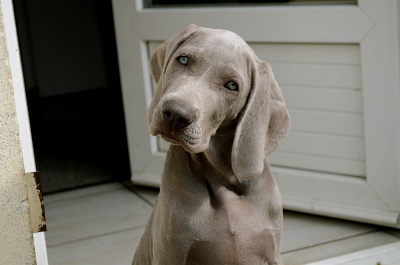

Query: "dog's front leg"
<box><xmin>133</xmin><ymin>211</ymin><xmax>155</xmax><ymax>265</ymax></box>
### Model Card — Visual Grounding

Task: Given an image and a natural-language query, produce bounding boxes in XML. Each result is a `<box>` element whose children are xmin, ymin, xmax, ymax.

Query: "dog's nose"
<box><xmin>162</xmin><ymin>102</ymin><xmax>195</xmax><ymax>129</ymax></box>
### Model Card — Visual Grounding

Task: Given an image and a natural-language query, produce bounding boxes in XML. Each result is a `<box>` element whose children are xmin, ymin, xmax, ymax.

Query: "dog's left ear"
<box><xmin>232</xmin><ymin>60</ymin><xmax>290</xmax><ymax>180</ymax></box>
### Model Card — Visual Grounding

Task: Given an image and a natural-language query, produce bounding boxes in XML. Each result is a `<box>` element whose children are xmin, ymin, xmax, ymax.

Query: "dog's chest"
<box><xmin>155</xmin><ymin>147</ymin><xmax>277</xmax><ymax>263</ymax></box>
<box><xmin>187</xmin><ymin>194</ymin><xmax>270</xmax><ymax>264</ymax></box>
<box><xmin>157</xmin><ymin>187</ymin><xmax>271</xmax><ymax>264</ymax></box>
<box><xmin>194</xmin><ymin>186</ymin><xmax>266</xmax><ymax>236</ymax></box>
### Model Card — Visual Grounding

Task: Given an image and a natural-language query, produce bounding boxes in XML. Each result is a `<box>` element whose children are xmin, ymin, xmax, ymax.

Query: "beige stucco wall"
<box><xmin>0</xmin><ymin>1</ymin><xmax>36</xmax><ymax>264</ymax></box>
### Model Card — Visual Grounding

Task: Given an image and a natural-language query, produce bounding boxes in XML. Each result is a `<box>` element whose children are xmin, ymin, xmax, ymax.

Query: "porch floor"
<box><xmin>44</xmin><ymin>182</ymin><xmax>400</xmax><ymax>265</ymax></box>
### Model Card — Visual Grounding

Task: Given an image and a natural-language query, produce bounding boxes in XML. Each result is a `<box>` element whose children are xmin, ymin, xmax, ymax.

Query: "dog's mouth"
<box><xmin>159</xmin><ymin>132</ymin><xmax>180</xmax><ymax>145</ymax></box>
<box><xmin>157</xmin><ymin>125</ymin><xmax>203</xmax><ymax>152</ymax></box>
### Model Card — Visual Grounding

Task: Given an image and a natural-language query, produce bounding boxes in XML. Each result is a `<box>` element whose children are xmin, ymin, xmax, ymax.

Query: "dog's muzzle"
<box><xmin>153</xmin><ymin>100</ymin><xmax>202</xmax><ymax>148</ymax></box>
<box><xmin>162</xmin><ymin>101</ymin><xmax>195</xmax><ymax>130</ymax></box>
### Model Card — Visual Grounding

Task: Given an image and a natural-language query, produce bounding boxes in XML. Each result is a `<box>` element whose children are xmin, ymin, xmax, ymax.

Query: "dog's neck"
<box><xmin>188</xmin><ymin>131</ymin><xmax>245</xmax><ymax>191</ymax></box>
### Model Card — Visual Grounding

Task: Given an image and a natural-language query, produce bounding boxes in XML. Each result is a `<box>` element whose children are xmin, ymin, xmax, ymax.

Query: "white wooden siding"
<box><xmin>149</xmin><ymin>41</ymin><xmax>365</xmax><ymax>177</ymax></box>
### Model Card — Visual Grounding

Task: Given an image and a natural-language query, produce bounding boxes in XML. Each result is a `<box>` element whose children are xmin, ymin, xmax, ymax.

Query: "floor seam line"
<box><xmin>44</xmin><ymin>187</ymin><xmax>125</xmax><ymax>205</ymax></box>
<box><xmin>281</xmin><ymin>228</ymin><xmax>378</xmax><ymax>254</ymax></box>
<box><xmin>121</xmin><ymin>181</ymin><xmax>157</xmax><ymax>207</ymax></box>
<box><xmin>47</xmin><ymin>224</ymin><xmax>147</xmax><ymax>248</ymax></box>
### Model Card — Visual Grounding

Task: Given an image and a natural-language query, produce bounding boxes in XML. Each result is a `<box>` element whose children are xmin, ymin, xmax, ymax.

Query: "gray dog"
<box><xmin>133</xmin><ymin>24</ymin><xmax>290</xmax><ymax>265</ymax></box>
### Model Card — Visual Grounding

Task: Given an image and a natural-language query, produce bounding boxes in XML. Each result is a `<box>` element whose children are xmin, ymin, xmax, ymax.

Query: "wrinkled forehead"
<box><xmin>178</xmin><ymin>28</ymin><xmax>254</xmax><ymax>64</ymax></box>
<box><xmin>199</xmin><ymin>28</ymin><xmax>248</xmax><ymax>47</ymax></box>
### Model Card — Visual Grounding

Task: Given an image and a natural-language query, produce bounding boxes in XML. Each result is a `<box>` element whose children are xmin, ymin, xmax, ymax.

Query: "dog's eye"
<box><xmin>224</xmin><ymin>81</ymin><xmax>239</xmax><ymax>91</ymax></box>
<box><xmin>177</xmin><ymin>56</ymin><xmax>189</xmax><ymax>65</ymax></box>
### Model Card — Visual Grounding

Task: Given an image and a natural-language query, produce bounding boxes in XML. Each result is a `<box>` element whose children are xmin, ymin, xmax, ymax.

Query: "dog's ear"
<box><xmin>147</xmin><ymin>24</ymin><xmax>200</xmax><ymax>124</ymax></box>
<box><xmin>232</xmin><ymin>60</ymin><xmax>290</xmax><ymax>180</ymax></box>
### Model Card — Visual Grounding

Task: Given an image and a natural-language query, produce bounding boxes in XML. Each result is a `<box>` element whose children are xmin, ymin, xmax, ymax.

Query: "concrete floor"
<box><xmin>43</xmin><ymin>182</ymin><xmax>400</xmax><ymax>265</ymax></box>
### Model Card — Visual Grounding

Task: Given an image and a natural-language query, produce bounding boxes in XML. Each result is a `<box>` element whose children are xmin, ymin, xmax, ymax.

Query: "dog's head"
<box><xmin>148</xmin><ymin>24</ymin><xmax>290</xmax><ymax>180</ymax></box>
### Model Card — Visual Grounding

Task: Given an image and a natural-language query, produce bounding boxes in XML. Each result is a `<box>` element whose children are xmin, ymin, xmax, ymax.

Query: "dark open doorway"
<box><xmin>13</xmin><ymin>0</ymin><xmax>131</xmax><ymax>193</ymax></box>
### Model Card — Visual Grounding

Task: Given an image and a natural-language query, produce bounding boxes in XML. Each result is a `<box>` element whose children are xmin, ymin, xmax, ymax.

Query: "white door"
<box><xmin>112</xmin><ymin>0</ymin><xmax>400</xmax><ymax>227</ymax></box>
<box><xmin>1</xmin><ymin>0</ymin><xmax>48</xmax><ymax>263</ymax></box>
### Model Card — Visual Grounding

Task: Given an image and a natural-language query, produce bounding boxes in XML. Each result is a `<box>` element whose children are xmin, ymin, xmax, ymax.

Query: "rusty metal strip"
<box><xmin>25</xmin><ymin>172</ymin><xmax>47</xmax><ymax>232</ymax></box>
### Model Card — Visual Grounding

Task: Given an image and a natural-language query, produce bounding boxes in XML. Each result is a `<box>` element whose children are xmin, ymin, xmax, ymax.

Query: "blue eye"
<box><xmin>224</xmin><ymin>81</ymin><xmax>239</xmax><ymax>91</ymax></box>
<box><xmin>178</xmin><ymin>56</ymin><xmax>189</xmax><ymax>65</ymax></box>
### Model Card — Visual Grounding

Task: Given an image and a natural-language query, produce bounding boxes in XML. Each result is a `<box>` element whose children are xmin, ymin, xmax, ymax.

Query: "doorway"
<box><xmin>13</xmin><ymin>0</ymin><xmax>131</xmax><ymax>193</ymax></box>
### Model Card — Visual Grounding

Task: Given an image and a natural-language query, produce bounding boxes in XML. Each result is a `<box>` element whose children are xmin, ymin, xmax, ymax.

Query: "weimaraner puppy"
<box><xmin>133</xmin><ymin>24</ymin><xmax>290</xmax><ymax>265</ymax></box>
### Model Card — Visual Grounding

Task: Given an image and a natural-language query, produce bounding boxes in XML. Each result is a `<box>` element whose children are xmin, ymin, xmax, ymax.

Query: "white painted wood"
<box><xmin>112</xmin><ymin>0</ymin><xmax>165</xmax><ymax>187</ymax></box>
<box><xmin>283</xmin><ymin>86</ymin><xmax>362</xmax><ymax>113</ymax></box>
<box><xmin>132</xmin><ymin>5</ymin><xmax>372</xmax><ymax>43</ymax></box>
<box><xmin>1</xmin><ymin>0</ymin><xmax>48</xmax><ymax>263</ymax></box>
<box><xmin>113</xmin><ymin>0</ymin><xmax>400</xmax><ymax>227</ymax></box>
<box><xmin>270</xmin><ymin>152</ymin><xmax>365</xmax><ymax>177</ymax></box>
<box><xmin>275</xmin><ymin>167</ymin><xmax>400</xmax><ymax>226</ymax></box>
<box><xmin>288</xmin><ymin>110</ymin><xmax>364</xmax><ymax>137</ymax></box>
<box><xmin>272</xmin><ymin>63</ymin><xmax>361</xmax><ymax>89</ymax></box>
<box><xmin>270</xmin><ymin>130</ymin><xmax>366</xmax><ymax>174</ymax></box>
<box><xmin>357</xmin><ymin>0</ymin><xmax>400</xmax><ymax>221</ymax></box>
<box><xmin>278</xmin><ymin>132</ymin><xmax>365</xmax><ymax>161</ymax></box>
<box><xmin>251</xmin><ymin>43</ymin><xmax>360</xmax><ymax>65</ymax></box>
